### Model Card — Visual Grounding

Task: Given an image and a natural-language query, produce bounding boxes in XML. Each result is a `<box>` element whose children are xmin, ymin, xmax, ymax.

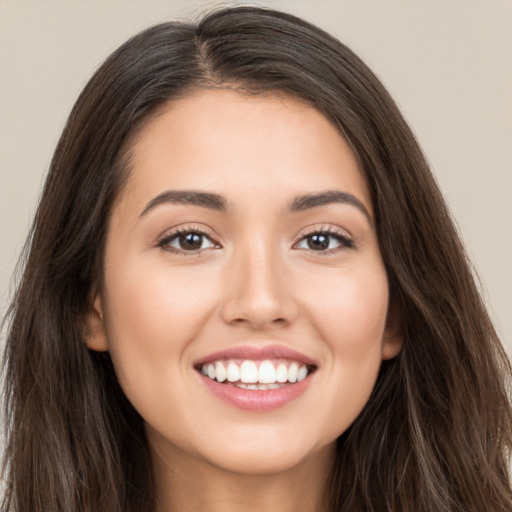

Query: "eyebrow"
<box><xmin>289</xmin><ymin>190</ymin><xmax>372</xmax><ymax>223</ymax></box>
<box><xmin>140</xmin><ymin>190</ymin><xmax>228</xmax><ymax>217</ymax></box>
<box><xmin>139</xmin><ymin>188</ymin><xmax>372</xmax><ymax>223</ymax></box>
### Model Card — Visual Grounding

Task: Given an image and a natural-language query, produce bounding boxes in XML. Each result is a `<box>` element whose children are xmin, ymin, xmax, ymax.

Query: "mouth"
<box><xmin>194</xmin><ymin>345</ymin><xmax>317</xmax><ymax>410</ymax></box>
<box><xmin>195</xmin><ymin>359</ymin><xmax>316</xmax><ymax>390</ymax></box>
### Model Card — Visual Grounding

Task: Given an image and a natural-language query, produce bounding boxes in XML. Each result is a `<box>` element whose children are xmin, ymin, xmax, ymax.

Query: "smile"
<box><xmin>195</xmin><ymin>345</ymin><xmax>317</xmax><ymax>410</ymax></box>
<box><xmin>199</xmin><ymin>359</ymin><xmax>312</xmax><ymax>389</ymax></box>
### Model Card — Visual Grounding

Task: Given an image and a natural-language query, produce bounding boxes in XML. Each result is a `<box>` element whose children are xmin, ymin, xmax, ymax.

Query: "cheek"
<box><xmin>104</xmin><ymin>256</ymin><xmax>217</xmax><ymax>343</ymax></box>
<box><xmin>101</xmin><ymin>258</ymin><xmax>220</xmax><ymax>401</ymax></box>
<box><xmin>305</xmin><ymin>262</ymin><xmax>389</xmax><ymax>355</ymax></box>
<box><xmin>299</xmin><ymin>260</ymin><xmax>389</xmax><ymax>432</ymax></box>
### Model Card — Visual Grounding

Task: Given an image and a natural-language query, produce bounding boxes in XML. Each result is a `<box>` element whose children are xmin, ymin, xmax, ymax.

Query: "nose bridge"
<box><xmin>221</xmin><ymin>235</ymin><xmax>297</xmax><ymax>328</ymax></box>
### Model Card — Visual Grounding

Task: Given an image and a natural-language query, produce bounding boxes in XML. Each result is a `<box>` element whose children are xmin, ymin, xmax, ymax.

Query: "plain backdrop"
<box><xmin>1</xmin><ymin>0</ymin><xmax>511</xmax><ymax>364</ymax></box>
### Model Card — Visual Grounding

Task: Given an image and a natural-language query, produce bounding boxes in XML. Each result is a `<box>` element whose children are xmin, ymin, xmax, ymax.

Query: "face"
<box><xmin>87</xmin><ymin>89</ymin><xmax>402</xmax><ymax>476</ymax></box>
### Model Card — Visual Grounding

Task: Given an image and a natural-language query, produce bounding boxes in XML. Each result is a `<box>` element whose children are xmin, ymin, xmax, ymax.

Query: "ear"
<box><xmin>381</xmin><ymin>300</ymin><xmax>404</xmax><ymax>360</ymax></box>
<box><xmin>84</xmin><ymin>295</ymin><xmax>109</xmax><ymax>352</ymax></box>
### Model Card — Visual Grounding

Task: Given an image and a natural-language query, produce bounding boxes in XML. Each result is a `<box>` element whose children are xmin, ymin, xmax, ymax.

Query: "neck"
<box><xmin>151</xmin><ymin>437</ymin><xmax>335</xmax><ymax>512</ymax></box>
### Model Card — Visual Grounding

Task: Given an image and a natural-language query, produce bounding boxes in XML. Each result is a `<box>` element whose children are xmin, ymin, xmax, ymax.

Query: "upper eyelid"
<box><xmin>158</xmin><ymin>225</ymin><xmax>219</xmax><ymax>242</ymax></box>
<box><xmin>156</xmin><ymin>223</ymin><xmax>354</xmax><ymax>250</ymax></box>
<box><xmin>155</xmin><ymin>228</ymin><xmax>221</xmax><ymax>255</ymax></box>
<box><xmin>158</xmin><ymin>224</ymin><xmax>350</xmax><ymax>238</ymax></box>
<box><xmin>294</xmin><ymin>228</ymin><xmax>354</xmax><ymax>250</ymax></box>
<box><xmin>295</xmin><ymin>224</ymin><xmax>353</xmax><ymax>240</ymax></box>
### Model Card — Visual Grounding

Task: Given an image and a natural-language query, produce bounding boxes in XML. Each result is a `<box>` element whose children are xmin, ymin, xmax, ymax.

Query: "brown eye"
<box><xmin>307</xmin><ymin>233</ymin><xmax>330</xmax><ymax>250</ymax></box>
<box><xmin>159</xmin><ymin>230</ymin><xmax>218</xmax><ymax>253</ymax></box>
<box><xmin>296</xmin><ymin>231</ymin><xmax>354</xmax><ymax>252</ymax></box>
<box><xmin>178</xmin><ymin>232</ymin><xmax>204</xmax><ymax>250</ymax></box>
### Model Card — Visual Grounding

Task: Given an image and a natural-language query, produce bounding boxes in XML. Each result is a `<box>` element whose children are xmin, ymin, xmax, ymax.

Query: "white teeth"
<box><xmin>258</xmin><ymin>360</ymin><xmax>276</xmax><ymax>384</ymax></box>
<box><xmin>240</xmin><ymin>361</ymin><xmax>258</xmax><ymax>383</ymax></box>
<box><xmin>297</xmin><ymin>365</ymin><xmax>308</xmax><ymax>382</ymax></box>
<box><xmin>276</xmin><ymin>363</ymin><xmax>288</xmax><ymax>383</ymax></box>
<box><xmin>215</xmin><ymin>361</ymin><xmax>226</xmax><ymax>382</ymax></box>
<box><xmin>235</xmin><ymin>382</ymin><xmax>284</xmax><ymax>390</ymax></box>
<box><xmin>226</xmin><ymin>362</ymin><xmax>240</xmax><ymax>382</ymax></box>
<box><xmin>200</xmin><ymin>359</ymin><xmax>313</xmax><ymax>386</ymax></box>
<box><xmin>288</xmin><ymin>362</ymin><xmax>299</xmax><ymax>383</ymax></box>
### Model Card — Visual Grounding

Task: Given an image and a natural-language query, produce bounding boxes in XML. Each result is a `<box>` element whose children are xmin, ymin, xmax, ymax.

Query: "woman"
<box><xmin>2</xmin><ymin>6</ymin><xmax>511</xmax><ymax>511</ymax></box>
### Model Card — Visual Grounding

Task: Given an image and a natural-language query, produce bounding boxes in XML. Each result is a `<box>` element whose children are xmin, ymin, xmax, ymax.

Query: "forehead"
<box><xmin>117</xmin><ymin>88</ymin><xmax>372</xmax><ymax>217</ymax></box>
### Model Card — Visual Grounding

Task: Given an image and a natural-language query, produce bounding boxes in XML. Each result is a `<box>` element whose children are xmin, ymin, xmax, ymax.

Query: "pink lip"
<box><xmin>194</xmin><ymin>343</ymin><xmax>317</xmax><ymax>366</ymax></box>
<box><xmin>198</xmin><ymin>372</ymin><xmax>314</xmax><ymax>411</ymax></box>
<box><xmin>194</xmin><ymin>343</ymin><xmax>317</xmax><ymax>411</ymax></box>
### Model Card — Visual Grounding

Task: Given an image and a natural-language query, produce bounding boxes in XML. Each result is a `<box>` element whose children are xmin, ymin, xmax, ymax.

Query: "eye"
<box><xmin>295</xmin><ymin>229</ymin><xmax>354</xmax><ymax>252</ymax></box>
<box><xmin>158</xmin><ymin>228</ymin><xmax>219</xmax><ymax>253</ymax></box>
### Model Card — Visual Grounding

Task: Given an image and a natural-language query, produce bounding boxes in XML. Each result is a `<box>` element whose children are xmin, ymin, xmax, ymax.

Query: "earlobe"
<box><xmin>381</xmin><ymin>301</ymin><xmax>404</xmax><ymax>360</ymax></box>
<box><xmin>84</xmin><ymin>296</ymin><xmax>109</xmax><ymax>352</ymax></box>
<box><xmin>382</xmin><ymin>333</ymin><xmax>403</xmax><ymax>360</ymax></box>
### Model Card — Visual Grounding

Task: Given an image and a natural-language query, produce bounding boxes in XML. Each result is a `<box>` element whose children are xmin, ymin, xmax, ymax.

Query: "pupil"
<box><xmin>180</xmin><ymin>233</ymin><xmax>202</xmax><ymax>250</ymax></box>
<box><xmin>308</xmin><ymin>234</ymin><xmax>329</xmax><ymax>250</ymax></box>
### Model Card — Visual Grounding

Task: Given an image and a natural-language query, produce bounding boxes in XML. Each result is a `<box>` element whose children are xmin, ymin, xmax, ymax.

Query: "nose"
<box><xmin>220</xmin><ymin>243</ymin><xmax>299</xmax><ymax>330</ymax></box>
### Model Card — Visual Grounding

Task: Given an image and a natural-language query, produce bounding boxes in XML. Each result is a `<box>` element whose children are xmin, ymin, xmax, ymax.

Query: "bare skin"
<box><xmin>86</xmin><ymin>89</ymin><xmax>402</xmax><ymax>511</ymax></box>
<box><xmin>151</xmin><ymin>433</ymin><xmax>334</xmax><ymax>512</ymax></box>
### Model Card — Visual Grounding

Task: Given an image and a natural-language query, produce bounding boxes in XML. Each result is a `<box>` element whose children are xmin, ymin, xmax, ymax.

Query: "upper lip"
<box><xmin>194</xmin><ymin>343</ymin><xmax>317</xmax><ymax>367</ymax></box>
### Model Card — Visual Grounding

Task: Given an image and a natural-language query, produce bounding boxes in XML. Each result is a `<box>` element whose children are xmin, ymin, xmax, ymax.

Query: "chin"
<box><xmin>191</xmin><ymin>428</ymin><xmax>336</xmax><ymax>477</ymax></box>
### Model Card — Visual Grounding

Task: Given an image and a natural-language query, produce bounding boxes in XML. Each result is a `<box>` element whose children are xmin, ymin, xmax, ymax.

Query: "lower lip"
<box><xmin>198</xmin><ymin>373</ymin><xmax>313</xmax><ymax>411</ymax></box>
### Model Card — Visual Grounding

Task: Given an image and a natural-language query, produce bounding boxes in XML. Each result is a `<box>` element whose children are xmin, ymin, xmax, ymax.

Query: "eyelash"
<box><xmin>157</xmin><ymin>226</ymin><xmax>220</xmax><ymax>254</ymax></box>
<box><xmin>295</xmin><ymin>226</ymin><xmax>355</xmax><ymax>254</ymax></box>
<box><xmin>157</xmin><ymin>225</ymin><xmax>355</xmax><ymax>255</ymax></box>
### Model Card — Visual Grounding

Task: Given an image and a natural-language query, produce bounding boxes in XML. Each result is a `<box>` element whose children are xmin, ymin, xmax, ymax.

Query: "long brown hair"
<box><xmin>2</xmin><ymin>6</ymin><xmax>511</xmax><ymax>511</ymax></box>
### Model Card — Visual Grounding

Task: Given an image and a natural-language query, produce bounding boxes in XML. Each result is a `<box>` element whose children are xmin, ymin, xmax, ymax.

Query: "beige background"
<box><xmin>1</xmin><ymin>0</ymin><xmax>511</xmax><ymax>367</ymax></box>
